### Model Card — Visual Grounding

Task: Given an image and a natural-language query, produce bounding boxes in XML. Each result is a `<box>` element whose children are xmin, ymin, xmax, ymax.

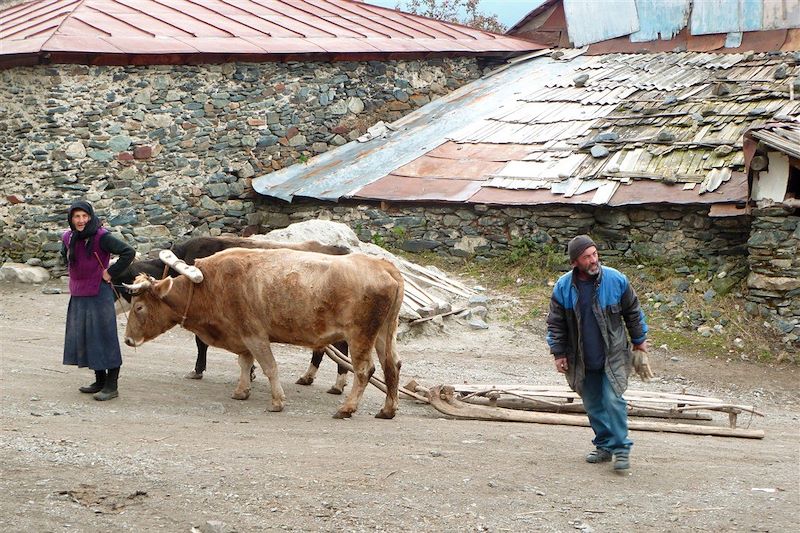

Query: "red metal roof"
<box><xmin>0</xmin><ymin>0</ymin><xmax>545</xmax><ymax>66</ymax></box>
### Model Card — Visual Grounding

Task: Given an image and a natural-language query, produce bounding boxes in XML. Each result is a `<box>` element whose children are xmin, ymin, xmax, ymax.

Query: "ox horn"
<box><xmin>159</xmin><ymin>250</ymin><xmax>204</xmax><ymax>283</ymax></box>
<box><xmin>123</xmin><ymin>277</ymin><xmax>152</xmax><ymax>293</ymax></box>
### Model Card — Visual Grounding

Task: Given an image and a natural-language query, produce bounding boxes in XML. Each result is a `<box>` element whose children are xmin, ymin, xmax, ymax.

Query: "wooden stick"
<box><xmin>409</xmin><ymin>307</ymin><xmax>467</xmax><ymax>325</ymax></box>
<box><xmin>428</xmin><ymin>386</ymin><xmax>765</xmax><ymax>439</ymax></box>
<box><xmin>323</xmin><ymin>345</ymin><xmax>429</xmax><ymax>403</ymax></box>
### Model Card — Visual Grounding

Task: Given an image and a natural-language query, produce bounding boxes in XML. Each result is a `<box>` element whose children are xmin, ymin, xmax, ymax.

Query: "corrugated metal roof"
<box><xmin>0</xmin><ymin>0</ymin><xmax>544</xmax><ymax>66</ymax></box>
<box><xmin>253</xmin><ymin>49</ymin><xmax>799</xmax><ymax>208</ymax></box>
<box><xmin>562</xmin><ymin>0</ymin><xmax>639</xmax><ymax>48</ymax></box>
<box><xmin>508</xmin><ymin>0</ymin><xmax>800</xmax><ymax>54</ymax></box>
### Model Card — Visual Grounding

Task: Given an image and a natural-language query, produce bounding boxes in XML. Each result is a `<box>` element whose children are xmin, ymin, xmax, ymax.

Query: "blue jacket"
<box><xmin>546</xmin><ymin>265</ymin><xmax>648</xmax><ymax>396</ymax></box>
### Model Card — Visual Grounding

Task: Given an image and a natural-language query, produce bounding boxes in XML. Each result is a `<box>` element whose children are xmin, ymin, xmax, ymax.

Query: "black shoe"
<box><xmin>93</xmin><ymin>367</ymin><xmax>119</xmax><ymax>401</ymax></box>
<box><xmin>79</xmin><ymin>370</ymin><xmax>106</xmax><ymax>393</ymax></box>
<box><xmin>93</xmin><ymin>388</ymin><xmax>119</xmax><ymax>401</ymax></box>
<box><xmin>79</xmin><ymin>382</ymin><xmax>103</xmax><ymax>394</ymax></box>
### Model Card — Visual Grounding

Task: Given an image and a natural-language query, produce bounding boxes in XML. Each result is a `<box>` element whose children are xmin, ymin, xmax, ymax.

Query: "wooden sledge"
<box><xmin>427</xmin><ymin>385</ymin><xmax>765</xmax><ymax>439</ymax></box>
<box><xmin>447</xmin><ymin>383</ymin><xmax>763</xmax><ymax>430</ymax></box>
<box><xmin>323</xmin><ymin>348</ymin><xmax>765</xmax><ymax>439</ymax></box>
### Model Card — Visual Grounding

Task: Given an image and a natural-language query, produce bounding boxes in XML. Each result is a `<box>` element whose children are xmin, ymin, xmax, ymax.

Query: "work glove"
<box><xmin>632</xmin><ymin>348</ymin><xmax>654</xmax><ymax>381</ymax></box>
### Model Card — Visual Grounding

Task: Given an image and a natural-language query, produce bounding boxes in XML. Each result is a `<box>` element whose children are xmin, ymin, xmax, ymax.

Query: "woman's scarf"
<box><xmin>66</xmin><ymin>200</ymin><xmax>102</xmax><ymax>264</ymax></box>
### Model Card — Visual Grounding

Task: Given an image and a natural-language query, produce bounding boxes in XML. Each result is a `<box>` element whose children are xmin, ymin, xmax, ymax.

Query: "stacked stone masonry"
<box><xmin>746</xmin><ymin>206</ymin><xmax>800</xmax><ymax>344</ymax></box>
<box><xmin>257</xmin><ymin>199</ymin><xmax>750</xmax><ymax>263</ymax></box>
<box><xmin>0</xmin><ymin>58</ymin><xmax>482</xmax><ymax>260</ymax></box>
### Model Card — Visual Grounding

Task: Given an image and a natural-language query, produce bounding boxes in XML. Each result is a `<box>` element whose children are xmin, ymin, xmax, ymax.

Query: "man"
<box><xmin>546</xmin><ymin>235</ymin><xmax>651</xmax><ymax>473</ymax></box>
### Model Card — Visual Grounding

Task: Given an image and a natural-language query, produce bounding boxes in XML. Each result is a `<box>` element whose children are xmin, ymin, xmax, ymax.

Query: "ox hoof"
<box><xmin>268</xmin><ymin>404</ymin><xmax>284</xmax><ymax>413</ymax></box>
<box><xmin>375</xmin><ymin>409</ymin><xmax>396</xmax><ymax>420</ymax></box>
<box><xmin>332</xmin><ymin>410</ymin><xmax>353</xmax><ymax>419</ymax></box>
<box><xmin>231</xmin><ymin>390</ymin><xmax>250</xmax><ymax>401</ymax></box>
<box><xmin>295</xmin><ymin>376</ymin><xmax>314</xmax><ymax>386</ymax></box>
<box><xmin>326</xmin><ymin>386</ymin><xmax>343</xmax><ymax>395</ymax></box>
<box><xmin>185</xmin><ymin>371</ymin><xmax>203</xmax><ymax>380</ymax></box>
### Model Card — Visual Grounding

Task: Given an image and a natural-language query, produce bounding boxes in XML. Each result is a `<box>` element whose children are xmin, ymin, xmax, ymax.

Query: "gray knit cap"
<box><xmin>567</xmin><ymin>235</ymin><xmax>596</xmax><ymax>262</ymax></box>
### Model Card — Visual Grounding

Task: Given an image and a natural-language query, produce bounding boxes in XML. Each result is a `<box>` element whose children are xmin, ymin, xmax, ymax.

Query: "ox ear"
<box><xmin>151</xmin><ymin>277</ymin><xmax>174</xmax><ymax>300</ymax></box>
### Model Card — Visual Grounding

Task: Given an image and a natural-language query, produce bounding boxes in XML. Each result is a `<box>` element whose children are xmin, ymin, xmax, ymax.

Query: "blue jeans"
<box><xmin>582</xmin><ymin>369</ymin><xmax>632</xmax><ymax>453</ymax></box>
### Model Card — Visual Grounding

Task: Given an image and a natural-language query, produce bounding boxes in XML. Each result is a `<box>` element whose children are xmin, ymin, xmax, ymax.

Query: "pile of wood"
<box><xmin>359</xmin><ymin>243</ymin><xmax>476</xmax><ymax>322</ymax></box>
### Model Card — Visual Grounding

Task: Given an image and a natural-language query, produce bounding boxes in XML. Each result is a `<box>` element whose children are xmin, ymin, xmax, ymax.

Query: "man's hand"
<box><xmin>632</xmin><ymin>343</ymin><xmax>654</xmax><ymax>381</ymax></box>
<box><xmin>102</xmin><ymin>269</ymin><xmax>111</xmax><ymax>282</ymax></box>
<box><xmin>554</xmin><ymin>357</ymin><xmax>568</xmax><ymax>374</ymax></box>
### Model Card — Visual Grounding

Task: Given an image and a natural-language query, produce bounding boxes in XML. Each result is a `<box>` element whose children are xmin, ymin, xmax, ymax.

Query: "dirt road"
<box><xmin>1</xmin><ymin>280</ymin><xmax>798</xmax><ymax>532</ymax></box>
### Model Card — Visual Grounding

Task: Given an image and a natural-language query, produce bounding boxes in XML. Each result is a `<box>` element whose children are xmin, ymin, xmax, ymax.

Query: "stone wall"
<box><xmin>258</xmin><ymin>198</ymin><xmax>750</xmax><ymax>264</ymax></box>
<box><xmin>0</xmin><ymin>57</ymin><xmax>483</xmax><ymax>263</ymax></box>
<box><xmin>746</xmin><ymin>205</ymin><xmax>800</xmax><ymax>344</ymax></box>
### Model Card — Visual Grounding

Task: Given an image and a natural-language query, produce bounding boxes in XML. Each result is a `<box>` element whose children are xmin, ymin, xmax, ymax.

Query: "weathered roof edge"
<box><xmin>252</xmin><ymin>50</ymin><xmax>559</xmax><ymax>202</ymax></box>
<box><xmin>746</xmin><ymin>122</ymin><xmax>800</xmax><ymax>160</ymax></box>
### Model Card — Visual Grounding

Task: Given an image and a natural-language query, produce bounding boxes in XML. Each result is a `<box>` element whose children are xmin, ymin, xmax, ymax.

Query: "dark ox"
<box><xmin>124</xmin><ymin>248</ymin><xmax>404</xmax><ymax>419</ymax></box>
<box><xmin>113</xmin><ymin>236</ymin><xmax>350</xmax><ymax>393</ymax></box>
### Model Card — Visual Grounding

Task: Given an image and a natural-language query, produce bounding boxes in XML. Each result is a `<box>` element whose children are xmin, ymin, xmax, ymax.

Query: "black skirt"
<box><xmin>63</xmin><ymin>283</ymin><xmax>123</xmax><ymax>370</ymax></box>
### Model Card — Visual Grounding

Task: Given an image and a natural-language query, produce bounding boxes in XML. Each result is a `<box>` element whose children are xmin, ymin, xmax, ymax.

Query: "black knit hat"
<box><xmin>567</xmin><ymin>235</ymin><xmax>596</xmax><ymax>262</ymax></box>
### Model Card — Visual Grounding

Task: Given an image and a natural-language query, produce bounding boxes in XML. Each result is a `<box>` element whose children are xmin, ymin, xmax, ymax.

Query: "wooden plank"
<box><xmin>399</xmin><ymin>258</ymin><xmax>475</xmax><ymax>295</ymax></box>
<box><xmin>464</xmin><ymin>397</ymin><xmax>715</xmax><ymax>421</ymax></box>
<box><xmin>402</xmin><ymin>269</ymin><xmax>473</xmax><ymax>299</ymax></box>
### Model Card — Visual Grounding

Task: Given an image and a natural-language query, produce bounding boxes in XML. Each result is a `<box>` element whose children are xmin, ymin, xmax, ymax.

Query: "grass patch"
<box><xmin>393</xmin><ymin>244</ymin><xmax>794</xmax><ymax>364</ymax></box>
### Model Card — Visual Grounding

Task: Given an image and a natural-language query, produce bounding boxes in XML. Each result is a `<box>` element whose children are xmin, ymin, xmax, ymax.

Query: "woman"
<box><xmin>62</xmin><ymin>200</ymin><xmax>135</xmax><ymax>401</ymax></box>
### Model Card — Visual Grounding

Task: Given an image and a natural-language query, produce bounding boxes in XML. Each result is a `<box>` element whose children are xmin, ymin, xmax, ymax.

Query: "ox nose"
<box><xmin>124</xmin><ymin>337</ymin><xmax>136</xmax><ymax>347</ymax></box>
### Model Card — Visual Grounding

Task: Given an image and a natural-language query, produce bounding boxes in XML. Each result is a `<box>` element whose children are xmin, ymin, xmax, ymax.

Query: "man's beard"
<box><xmin>581</xmin><ymin>261</ymin><xmax>600</xmax><ymax>277</ymax></box>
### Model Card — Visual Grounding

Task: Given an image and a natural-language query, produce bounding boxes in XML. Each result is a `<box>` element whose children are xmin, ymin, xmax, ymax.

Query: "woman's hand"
<box><xmin>102</xmin><ymin>269</ymin><xmax>111</xmax><ymax>282</ymax></box>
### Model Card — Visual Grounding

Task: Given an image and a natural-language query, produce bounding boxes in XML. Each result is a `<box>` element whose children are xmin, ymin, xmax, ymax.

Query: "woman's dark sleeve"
<box><xmin>100</xmin><ymin>233</ymin><xmax>136</xmax><ymax>278</ymax></box>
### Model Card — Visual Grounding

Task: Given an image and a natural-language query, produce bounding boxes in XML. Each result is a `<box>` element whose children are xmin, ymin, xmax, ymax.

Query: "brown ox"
<box><xmin>124</xmin><ymin>248</ymin><xmax>404</xmax><ymax>419</ymax></box>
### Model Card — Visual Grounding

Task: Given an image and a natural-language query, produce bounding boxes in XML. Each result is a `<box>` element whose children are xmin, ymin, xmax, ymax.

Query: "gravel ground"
<box><xmin>1</xmin><ymin>279</ymin><xmax>798</xmax><ymax>533</ymax></box>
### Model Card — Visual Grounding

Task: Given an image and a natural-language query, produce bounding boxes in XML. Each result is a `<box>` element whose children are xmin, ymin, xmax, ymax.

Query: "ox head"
<box><xmin>122</xmin><ymin>251</ymin><xmax>206</xmax><ymax>347</ymax></box>
<box><xmin>122</xmin><ymin>274</ymin><xmax>182</xmax><ymax>347</ymax></box>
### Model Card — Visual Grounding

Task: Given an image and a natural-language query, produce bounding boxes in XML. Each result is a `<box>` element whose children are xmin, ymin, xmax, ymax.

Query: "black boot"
<box><xmin>79</xmin><ymin>370</ymin><xmax>106</xmax><ymax>394</ymax></box>
<box><xmin>94</xmin><ymin>367</ymin><xmax>119</xmax><ymax>401</ymax></box>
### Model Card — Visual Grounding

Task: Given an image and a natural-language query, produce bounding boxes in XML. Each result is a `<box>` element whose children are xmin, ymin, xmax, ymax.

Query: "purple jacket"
<box><xmin>62</xmin><ymin>228</ymin><xmax>110</xmax><ymax>296</ymax></box>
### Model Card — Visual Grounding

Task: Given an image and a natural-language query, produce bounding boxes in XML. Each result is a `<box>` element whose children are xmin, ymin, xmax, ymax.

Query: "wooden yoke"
<box><xmin>158</xmin><ymin>250</ymin><xmax>204</xmax><ymax>283</ymax></box>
